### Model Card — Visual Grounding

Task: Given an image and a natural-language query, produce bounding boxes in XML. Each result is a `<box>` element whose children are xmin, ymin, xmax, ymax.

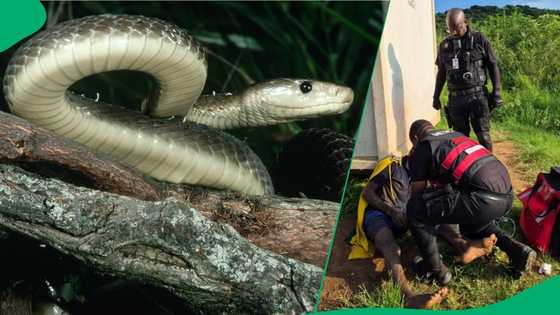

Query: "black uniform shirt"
<box><xmin>434</xmin><ymin>29</ymin><xmax>501</xmax><ymax>98</ymax></box>
<box><xmin>435</xmin><ymin>30</ymin><xmax>497</xmax><ymax>69</ymax></box>
<box><xmin>409</xmin><ymin>141</ymin><xmax>511</xmax><ymax>193</ymax></box>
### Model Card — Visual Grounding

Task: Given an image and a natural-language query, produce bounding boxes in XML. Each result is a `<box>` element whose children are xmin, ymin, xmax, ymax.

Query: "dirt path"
<box><xmin>318</xmin><ymin>137</ymin><xmax>529</xmax><ymax>310</ymax></box>
<box><xmin>493</xmin><ymin>133</ymin><xmax>531</xmax><ymax>193</ymax></box>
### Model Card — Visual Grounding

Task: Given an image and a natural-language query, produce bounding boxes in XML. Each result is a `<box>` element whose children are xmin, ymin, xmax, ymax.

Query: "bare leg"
<box><xmin>436</xmin><ymin>224</ymin><xmax>496</xmax><ymax>264</ymax></box>
<box><xmin>374</xmin><ymin>227</ymin><xmax>448</xmax><ymax>308</ymax></box>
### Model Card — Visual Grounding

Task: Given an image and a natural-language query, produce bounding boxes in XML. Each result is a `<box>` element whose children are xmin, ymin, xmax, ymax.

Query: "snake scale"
<box><xmin>3</xmin><ymin>14</ymin><xmax>354</xmax><ymax>196</ymax></box>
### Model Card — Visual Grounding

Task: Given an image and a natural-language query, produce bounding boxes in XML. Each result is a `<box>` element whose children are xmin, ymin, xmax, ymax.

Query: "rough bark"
<box><xmin>0</xmin><ymin>160</ymin><xmax>326</xmax><ymax>314</ymax></box>
<box><xmin>161</xmin><ymin>184</ymin><xmax>338</xmax><ymax>267</ymax></box>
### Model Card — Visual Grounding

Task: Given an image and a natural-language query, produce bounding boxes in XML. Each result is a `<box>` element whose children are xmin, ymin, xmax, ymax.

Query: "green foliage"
<box><xmin>340</xmin><ymin>176</ymin><xmax>368</xmax><ymax>217</ymax></box>
<box><xmin>496</xmin><ymin>86</ymin><xmax>560</xmax><ymax>135</ymax></box>
<box><xmin>435</xmin><ymin>5</ymin><xmax>560</xmax><ymax>38</ymax></box>
<box><xmin>475</xmin><ymin>13</ymin><xmax>560</xmax><ymax>90</ymax></box>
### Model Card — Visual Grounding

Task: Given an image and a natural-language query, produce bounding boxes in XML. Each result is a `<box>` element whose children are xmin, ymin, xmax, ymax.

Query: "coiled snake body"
<box><xmin>3</xmin><ymin>15</ymin><xmax>353</xmax><ymax>195</ymax></box>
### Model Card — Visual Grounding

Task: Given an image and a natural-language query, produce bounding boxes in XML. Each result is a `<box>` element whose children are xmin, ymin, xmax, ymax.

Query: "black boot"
<box><xmin>408</xmin><ymin>221</ymin><xmax>452</xmax><ymax>286</ymax></box>
<box><xmin>408</xmin><ymin>206</ymin><xmax>453</xmax><ymax>286</ymax></box>
<box><xmin>497</xmin><ymin>235</ymin><xmax>536</xmax><ymax>277</ymax></box>
<box><xmin>412</xmin><ymin>255</ymin><xmax>452</xmax><ymax>286</ymax></box>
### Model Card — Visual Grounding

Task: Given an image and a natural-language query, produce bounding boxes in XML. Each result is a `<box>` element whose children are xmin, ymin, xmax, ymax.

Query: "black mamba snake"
<box><xmin>3</xmin><ymin>14</ymin><xmax>354</xmax><ymax>195</ymax></box>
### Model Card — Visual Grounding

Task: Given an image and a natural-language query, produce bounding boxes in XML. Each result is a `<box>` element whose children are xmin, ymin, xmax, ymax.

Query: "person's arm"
<box><xmin>482</xmin><ymin>34</ymin><xmax>503</xmax><ymax>108</ymax></box>
<box><xmin>362</xmin><ymin>170</ymin><xmax>407</xmax><ymax>228</ymax></box>
<box><xmin>362</xmin><ymin>180</ymin><xmax>396</xmax><ymax>216</ymax></box>
<box><xmin>408</xmin><ymin>142</ymin><xmax>432</xmax><ymax>196</ymax></box>
<box><xmin>433</xmin><ymin>47</ymin><xmax>446</xmax><ymax>110</ymax></box>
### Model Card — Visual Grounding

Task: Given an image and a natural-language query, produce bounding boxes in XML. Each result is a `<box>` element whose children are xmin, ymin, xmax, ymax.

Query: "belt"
<box><xmin>449</xmin><ymin>86</ymin><xmax>484</xmax><ymax>96</ymax></box>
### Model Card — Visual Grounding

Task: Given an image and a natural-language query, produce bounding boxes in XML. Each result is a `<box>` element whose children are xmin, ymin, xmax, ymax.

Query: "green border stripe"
<box><xmin>313</xmin><ymin>1</ymin><xmax>391</xmax><ymax>312</ymax></box>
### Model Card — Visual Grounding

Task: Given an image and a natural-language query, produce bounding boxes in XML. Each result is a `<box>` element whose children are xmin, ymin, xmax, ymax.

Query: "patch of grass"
<box><xmin>496</xmin><ymin>87</ymin><xmax>560</xmax><ymax>134</ymax></box>
<box><xmin>348</xmin><ymin>281</ymin><xmax>404</xmax><ymax>309</ymax></box>
<box><xmin>493</xmin><ymin>120</ymin><xmax>560</xmax><ymax>182</ymax></box>
<box><xmin>342</xmin><ymin>226</ymin><xmax>559</xmax><ymax>309</ymax></box>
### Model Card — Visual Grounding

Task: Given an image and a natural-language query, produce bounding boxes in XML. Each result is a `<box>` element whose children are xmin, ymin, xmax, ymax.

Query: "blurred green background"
<box><xmin>0</xmin><ymin>1</ymin><xmax>387</xmax><ymax>167</ymax></box>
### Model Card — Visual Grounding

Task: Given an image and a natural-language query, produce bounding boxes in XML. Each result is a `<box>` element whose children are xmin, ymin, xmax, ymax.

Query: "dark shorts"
<box><xmin>363</xmin><ymin>207</ymin><xmax>406</xmax><ymax>240</ymax></box>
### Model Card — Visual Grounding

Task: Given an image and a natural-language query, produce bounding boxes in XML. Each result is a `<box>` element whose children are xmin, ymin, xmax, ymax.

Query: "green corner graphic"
<box><xmin>0</xmin><ymin>1</ymin><xmax>46</xmax><ymax>52</ymax></box>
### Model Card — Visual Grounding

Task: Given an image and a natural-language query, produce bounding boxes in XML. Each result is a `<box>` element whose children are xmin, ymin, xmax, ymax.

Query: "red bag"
<box><xmin>519</xmin><ymin>167</ymin><xmax>560</xmax><ymax>254</ymax></box>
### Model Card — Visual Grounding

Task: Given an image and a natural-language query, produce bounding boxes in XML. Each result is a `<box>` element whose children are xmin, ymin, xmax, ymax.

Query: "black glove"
<box><xmin>433</xmin><ymin>98</ymin><xmax>442</xmax><ymax>110</ymax></box>
<box><xmin>489</xmin><ymin>91</ymin><xmax>503</xmax><ymax>111</ymax></box>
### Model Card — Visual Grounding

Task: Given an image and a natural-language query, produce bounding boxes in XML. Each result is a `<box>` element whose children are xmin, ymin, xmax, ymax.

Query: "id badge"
<box><xmin>452</xmin><ymin>57</ymin><xmax>459</xmax><ymax>69</ymax></box>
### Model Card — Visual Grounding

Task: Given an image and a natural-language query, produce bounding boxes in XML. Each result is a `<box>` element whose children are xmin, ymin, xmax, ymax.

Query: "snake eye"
<box><xmin>300</xmin><ymin>81</ymin><xmax>312</xmax><ymax>94</ymax></box>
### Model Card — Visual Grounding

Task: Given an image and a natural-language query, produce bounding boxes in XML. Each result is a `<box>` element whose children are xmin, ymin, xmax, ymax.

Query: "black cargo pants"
<box><xmin>406</xmin><ymin>185</ymin><xmax>513</xmax><ymax>274</ymax></box>
<box><xmin>447</xmin><ymin>90</ymin><xmax>493</xmax><ymax>151</ymax></box>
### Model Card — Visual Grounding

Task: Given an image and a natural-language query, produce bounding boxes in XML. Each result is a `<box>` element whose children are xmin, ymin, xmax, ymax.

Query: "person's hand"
<box><xmin>489</xmin><ymin>91</ymin><xmax>503</xmax><ymax>111</ymax></box>
<box><xmin>391</xmin><ymin>208</ymin><xmax>408</xmax><ymax>229</ymax></box>
<box><xmin>433</xmin><ymin>98</ymin><xmax>442</xmax><ymax>110</ymax></box>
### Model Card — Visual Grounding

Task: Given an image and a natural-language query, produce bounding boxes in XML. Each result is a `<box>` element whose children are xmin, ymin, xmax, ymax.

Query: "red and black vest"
<box><xmin>422</xmin><ymin>130</ymin><xmax>495</xmax><ymax>186</ymax></box>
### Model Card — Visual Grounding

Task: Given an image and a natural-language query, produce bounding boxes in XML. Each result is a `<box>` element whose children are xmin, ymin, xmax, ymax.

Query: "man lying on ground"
<box><xmin>351</xmin><ymin>155</ymin><xmax>495</xmax><ymax>308</ymax></box>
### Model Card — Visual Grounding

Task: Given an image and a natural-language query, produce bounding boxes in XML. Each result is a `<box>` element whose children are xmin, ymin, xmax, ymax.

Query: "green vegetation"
<box><xmin>495</xmin><ymin>120</ymin><xmax>560</xmax><ymax>182</ymax></box>
<box><xmin>350</xmin><ymin>281</ymin><xmax>404</xmax><ymax>309</ymax></box>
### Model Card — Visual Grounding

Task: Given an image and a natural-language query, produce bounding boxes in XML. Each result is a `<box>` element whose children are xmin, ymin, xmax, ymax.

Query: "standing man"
<box><xmin>433</xmin><ymin>8</ymin><xmax>502</xmax><ymax>151</ymax></box>
<box><xmin>406</xmin><ymin>120</ymin><xmax>536</xmax><ymax>286</ymax></box>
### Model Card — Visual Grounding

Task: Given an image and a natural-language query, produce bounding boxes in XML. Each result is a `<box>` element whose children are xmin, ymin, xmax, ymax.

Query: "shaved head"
<box><xmin>446</xmin><ymin>8</ymin><xmax>468</xmax><ymax>37</ymax></box>
<box><xmin>409</xmin><ymin>119</ymin><xmax>434</xmax><ymax>145</ymax></box>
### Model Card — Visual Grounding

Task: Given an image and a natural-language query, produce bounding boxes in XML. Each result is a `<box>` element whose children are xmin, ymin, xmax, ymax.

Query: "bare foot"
<box><xmin>460</xmin><ymin>234</ymin><xmax>497</xmax><ymax>264</ymax></box>
<box><xmin>405</xmin><ymin>287</ymin><xmax>449</xmax><ymax>309</ymax></box>
<box><xmin>372</xmin><ymin>257</ymin><xmax>385</xmax><ymax>272</ymax></box>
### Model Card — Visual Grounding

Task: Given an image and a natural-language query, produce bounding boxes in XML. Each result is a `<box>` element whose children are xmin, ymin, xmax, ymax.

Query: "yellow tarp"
<box><xmin>347</xmin><ymin>156</ymin><xmax>399</xmax><ymax>260</ymax></box>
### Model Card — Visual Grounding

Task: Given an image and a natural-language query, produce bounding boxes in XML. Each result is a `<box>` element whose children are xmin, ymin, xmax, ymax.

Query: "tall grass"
<box><xmin>350</xmin><ymin>281</ymin><xmax>403</xmax><ymax>309</ymax></box>
<box><xmin>474</xmin><ymin>12</ymin><xmax>560</xmax><ymax>135</ymax></box>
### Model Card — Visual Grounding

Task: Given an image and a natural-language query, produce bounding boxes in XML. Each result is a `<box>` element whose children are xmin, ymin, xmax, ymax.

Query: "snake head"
<box><xmin>242</xmin><ymin>78</ymin><xmax>354</xmax><ymax>123</ymax></box>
